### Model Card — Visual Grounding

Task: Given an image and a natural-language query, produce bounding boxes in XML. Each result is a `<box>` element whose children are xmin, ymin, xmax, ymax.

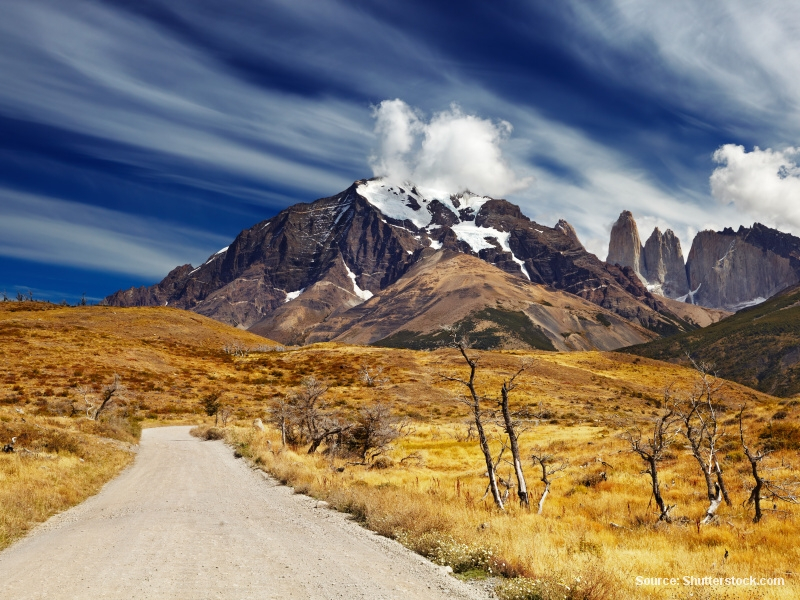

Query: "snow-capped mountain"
<box><xmin>106</xmin><ymin>178</ymin><xmax>723</xmax><ymax>347</ymax></box>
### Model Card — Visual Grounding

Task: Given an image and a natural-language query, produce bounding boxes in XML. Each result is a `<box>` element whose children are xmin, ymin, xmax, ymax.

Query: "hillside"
<box><xmin>266</xmin><ymin>251</ymin><xmax>658</xmax><ymax>350</ymax></box>
<box><xmin>623</xmin><ymin>283</ymin><xmax>800</xmax><ymax>396</ymax></box>
<box><xmin>3</xmin><ymin>301</ymin><xmax>797</xmax><ymax>600</ymax></box>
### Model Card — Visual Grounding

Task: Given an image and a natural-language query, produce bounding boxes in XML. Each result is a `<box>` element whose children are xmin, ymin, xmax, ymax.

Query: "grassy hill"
<box><xmin>622</xmin><ymin>284</ymin><xmax>800</xmax><ymax>397</ymax></box>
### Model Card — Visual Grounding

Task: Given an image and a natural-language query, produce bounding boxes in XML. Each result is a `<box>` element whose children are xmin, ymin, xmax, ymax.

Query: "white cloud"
<box><xmin>369</xmin><ymin>100</ymin><xmax>533</xmax><ymax>197</ymax></box>
<box><xmin>710</xmin><ymin>144</ymin><xmax>800</xmax><ymax>232</ymax></box>
<box><xmin>0</xmin><ymin>188</ymin><xmax>229</xmax><ymax>278</ymax></box>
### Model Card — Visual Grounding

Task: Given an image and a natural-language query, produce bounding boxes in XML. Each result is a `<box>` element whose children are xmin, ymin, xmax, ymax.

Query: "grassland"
<box><xmin>1</xmin><ymin>301</ymin><xmax>798</xmax><ymax>599</ymax></box>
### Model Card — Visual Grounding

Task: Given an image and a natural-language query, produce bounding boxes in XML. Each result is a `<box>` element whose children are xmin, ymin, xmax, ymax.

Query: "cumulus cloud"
<box><xmin>710</xmin><ymin>144</ymin><xmax>800</xmax><ymax>231</ymax></box>
<box><xmin>369</xmin><ymin>99</ymin><xmax>532</xmax><ymax>197</ymax></box>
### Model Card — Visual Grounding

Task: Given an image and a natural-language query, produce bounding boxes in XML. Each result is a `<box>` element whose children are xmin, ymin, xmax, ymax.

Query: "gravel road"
<box><xmin>0</xmin><ymin>426</ymin><xmax>494</xmax><ymax>599</ymax></box>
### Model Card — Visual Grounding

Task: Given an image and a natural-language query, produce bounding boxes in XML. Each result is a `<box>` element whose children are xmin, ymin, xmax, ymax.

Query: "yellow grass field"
<box><xmin>1</xmin><ymin>302</ymin><xmax>798</xmax><ymax>599</ymax></box>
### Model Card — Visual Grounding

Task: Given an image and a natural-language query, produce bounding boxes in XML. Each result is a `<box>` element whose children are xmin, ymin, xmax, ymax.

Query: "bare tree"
<box><xmin>674</xmin><ymin>360</ymin><xmax>731</xmax><ymax>523</ymax></box>
<box><xmin>346</xmin><ymin>403</ymin><xmax>399</xmax><ymax>463</ymax></box>
<box><xmin>284</xmin><ymin>376</ymin><xmax>350</xmax><ymax>454</ymax></box>
<box><xmin>359</xmin><ymin>365</ymin><xmax>389</xmax><ymax>387</ymax></box>
<box><xmin>218</xmin><ymin>405</ymin><xmax>233</xmax><ymax>427</ymax></box>
<box><xmin>530</xmin><ymin>450</ymin><xmax>568</xmax><ymax>515</ymax></box>
<box><xmin>72</xmin><ymin>385</ymin><xmax>93</xmax><ymax>418</ymax></box>
<box><xmin>92</xmin><ymin>374</ymin><xmax>123</xmax><ymax>420</ymax></box>
<box><xmin>440</xmin><ymin>331</ymin><xmax>504</xmax><ymax>511</ymax></box>
<box><xmin>498</xmin><ymin>362</ymin><xmax>531</xmax><ymax>508</ymax></box>
<box><xmin>268</xmin><ymin>395</ymin><xmax>291</xmax><ymax>447</ymax></box>
<box><xmin>738</xmin><ymin>405</ymin><xmax>799</xmax><ymax>523</ymax></box>
<box><xmin>622</xmin><ymin>406</ymin><xmax>680</xmax><ymax>523</ymax></box>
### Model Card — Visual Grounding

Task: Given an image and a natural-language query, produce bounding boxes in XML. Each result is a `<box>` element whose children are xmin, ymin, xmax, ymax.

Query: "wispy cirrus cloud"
<box><xmin>0</xmin><ymin>187</ymin><xmax>230</xmax><ymax>278</ymax></box>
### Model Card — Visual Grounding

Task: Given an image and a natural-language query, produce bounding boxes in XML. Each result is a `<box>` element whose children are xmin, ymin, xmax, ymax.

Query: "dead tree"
<box><xmin>72</xmin><ymin>385</ymin><xmax>93</xmax><ymax>418</ymax></box>
<box><xmin>531</xmin><ymin>450</ymin><xmax>568</xmax><ymax>514</ymax></box>
<box><xmin>623</xmin><ymin>407</ymin><xmax>680</xmax><ymax>523</ymax></box>
<box><xmin>286</xmin><ymin>376</ymin><xmax>350</xmax><ymax>454</ymax></box>
<box><xmin>498</xmin><ymin>362</ymin><xmax>531</xmax><ymax>508</ymax></box>
<box><xmin>440</xmin><ymin>332</ymin><xmax>504</xmax><ymax>511</ymax></box>
<box><xmin>268</xmin><ymin>395</ymin><xmax>291</xmax><ymax>447</ymax></box>
<box><xmin>93</xmin><ymin>374</ymin><xmax>122</xmax><ymax>420</ymax></box>
<box><xmin>675</xmin><ymin>360</ymin><xmax>731</xmax><ymax>523</ymax></box>
<box><xmin>738</xmin><ymin>405</ymin><xmax>799</xmax><ymax>523</ymax></box>
<box><xmin>359</xmin><ymin>365</ymin><xmax>389</xmax><ymax>387</ymax></box>
<box><xmin>347</xmin><ymin>403</ymin><xmax>399</xmax><ymax>463</ymax></box>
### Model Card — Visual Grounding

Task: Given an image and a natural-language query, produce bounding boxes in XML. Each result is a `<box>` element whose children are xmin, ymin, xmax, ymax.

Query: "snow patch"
<box><xmin>285</xmin><ymin>289</ymin><xmax>305</xmax><ymax>303</ymax></box>
<box><xmin>429</xmin><ymin>239</ymin><xmax>443</xmax><ymax>250</ymax></box>
<box><xmin>215</xmin><ymin>246</ymin><xmax>229</xmax><ymax>255</ymax></box>
<box><xmin>356</xmin><ymin>178</ymin><xmax>493</xmax><ymax>230</ymax></box>
<box><xmin>356</xmin><ymin>180</ymin><xmax>432</xmax><ymax>228</ymax></box>
<box><xmin>450</xmin><ymin>222</ymin><xmax>530</xmax><ymax>279</ymax></box>
<box><xmin>728</xmin><ymin>297</ymin><xmax>767</xmax><ymax>311</ymax></box>
<box><xmin>676</xmin><ymin>284</ymin><xmax>702</xmax><ymax>304</ymax></box>
<box><xmin>343</xmin><ymin>260</ymin><xmax>373</xmax><ymax>301</ymax></box>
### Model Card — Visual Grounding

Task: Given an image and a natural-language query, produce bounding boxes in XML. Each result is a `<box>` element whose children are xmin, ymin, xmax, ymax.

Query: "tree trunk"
<box><xmin>649</xmin><ymin>457</ymin><xmax>672</xmax><ymax>522</ymax></box>
<box><xmin>500</xmin><ymin>382</ymin><xmax>528</xmax><ymax>508</ymax></box>
<box><xmin>474</xmin><ymin>404</ymin><xmax>504</xmax><ymax>510</ymax></box>
<box><xmin>701</xmin><ymin>482</ymin><xmax>723</xmax><ymax>524</ymax></box>
<box><xmin>746</xmin><ymin>457</ymin><xmax>764</xmax><ymax>523</ymax></box>
<box><xmin>715</xmin><ymin>460</ymin><xmax>732</xmax><ymax>506</ymax></box>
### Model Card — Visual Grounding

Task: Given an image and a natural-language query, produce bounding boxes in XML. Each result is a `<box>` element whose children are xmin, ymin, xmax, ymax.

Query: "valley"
<box><xmin>1</xmin><ymin>301</ymin><xmax>798</xmax><ymax>599</ymax></box>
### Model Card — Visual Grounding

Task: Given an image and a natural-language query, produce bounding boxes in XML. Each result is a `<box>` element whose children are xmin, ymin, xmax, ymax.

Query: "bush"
<box><xmin>759</xmin><ymin>422</ymin><xmax>800</xmax><ymax>451</ymax></box>
<box><xmin>397</xmin><ymin>531</ymin><xmax>494</xmax><ymax>574</ymax></box>
<box><xmin>189</xmin><ymin>426</ymin><xmax>224</xmax><ymax>441</ymax></box>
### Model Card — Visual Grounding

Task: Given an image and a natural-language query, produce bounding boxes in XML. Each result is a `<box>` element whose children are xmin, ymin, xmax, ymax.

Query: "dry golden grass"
<box><xmin>0</xmin><ymin>408</ymin><xmax>136</xmax><ymax>550</ymax></box>
<box><xmin>2</xmin><ymin>301</ymin><xmax>798</xmax><ymax>599</ymax></box>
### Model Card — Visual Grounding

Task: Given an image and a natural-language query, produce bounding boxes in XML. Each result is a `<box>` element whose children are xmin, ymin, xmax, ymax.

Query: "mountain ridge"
<box><xmin>107</xmin><ymin>178</ymin><xmax>726</xmax><ymax>348</ymax></box>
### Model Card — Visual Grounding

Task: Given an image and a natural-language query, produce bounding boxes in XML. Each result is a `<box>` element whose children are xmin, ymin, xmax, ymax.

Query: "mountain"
<box><xmin>608</xmin><ymin>212</ymin><xmax>800</xmax><ymax>311</ymax></box>
<box><xmin>267</xmin><ymin>250</ymin><xmax>658</xmax><ymax>350</ymax></box>
<box><xmin>606</xmin><ymin>211</ymin><xmax>689</xmax><ymax>297</ymax></box>
<box><xmin>622</xmin><ymin>283</ymin><xmax>800</xmax><ymax>397</ymax></box>
<box><xmin>686</xmin><ymin>224</ymin><xmax>800</xmax><ymax>310</ymax></box>
<box><xmin>108</xmin><ymin>178</ymin><xmax>721</xmax><ymax>346</ymax></box>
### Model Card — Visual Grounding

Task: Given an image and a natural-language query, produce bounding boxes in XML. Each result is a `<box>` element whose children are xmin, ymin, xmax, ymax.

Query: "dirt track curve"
<box><xmin>0</xmin><ymin>426</ymin><xmax>493</xmax><ymax>599</ymax></box>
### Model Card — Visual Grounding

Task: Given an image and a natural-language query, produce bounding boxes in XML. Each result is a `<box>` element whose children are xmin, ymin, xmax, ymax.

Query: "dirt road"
<box><xmin>0</xmin><ymin>426</ymin><xmax>492</xmax><ymax>599</ymax></box>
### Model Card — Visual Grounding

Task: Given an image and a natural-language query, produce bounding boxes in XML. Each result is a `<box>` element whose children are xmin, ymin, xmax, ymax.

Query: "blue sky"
<box><xmin>2</xmin><ymin>0</ymin><xmax>800</xmax><ymax>303</ymax></box>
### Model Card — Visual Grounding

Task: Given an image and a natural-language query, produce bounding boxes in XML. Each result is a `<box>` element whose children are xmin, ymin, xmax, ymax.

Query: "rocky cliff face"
<box><xmin>108</xmin><ymin>179</ymin><xmax>707</xmax><ymax>344</ymax></box>
<box><xmin>607</xmin><ymin>211</ymin><xmax>646</xmax><ymax>280</ymax></box>
<box><xmin>605</xmin><ymin>211</ymin><xmax>800</xmax><ymax>310</ymax></box>
<box><xmin>643</xmin><ymin>228</ymin><xmax>690</xmax><ymax>297</ymax></box>
<box><xmin>686</xmin><ymin>225</ymin><xmax>800</xmax><ymax>310</ymax></box>
<box><xmin>606</xmin><ymin>211</ymin><xmax>690</xmax><ymax>299</ymax></box>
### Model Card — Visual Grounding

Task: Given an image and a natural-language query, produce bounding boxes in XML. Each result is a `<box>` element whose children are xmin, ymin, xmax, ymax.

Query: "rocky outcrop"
<box><xmin>685</xmin><ymin>225</ymin><xmax>800</xmax><ymax>310</ymax></box>
<box><xmin>607</xmin><ymin>211</ymin><xmax>645</xmax><ymax>280</ymax></box>
<box><xmin>643</xmin><ymin>228</ymin><xmax>689</xmax><ymax>297</ymax></box>
<box><xmin>554</xmin><ymin>219</ymin><xmax>583</xmax><ymax>249</ymax></box>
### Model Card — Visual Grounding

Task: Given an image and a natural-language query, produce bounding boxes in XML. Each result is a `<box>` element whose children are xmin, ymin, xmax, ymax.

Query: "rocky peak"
<box><xmin>607</xmin><ymin>210</ymin><xmax>645</xmax><ymax>279</ymax></box>
<box><xmin>554</xmin><ymin>219</ymin><xmax>583</xmax><ymax>249</ymax></box>
<box><xmin>643</xmin><ymin>227</ymin><xmax>689</xmax><ymax>297</ymax></box>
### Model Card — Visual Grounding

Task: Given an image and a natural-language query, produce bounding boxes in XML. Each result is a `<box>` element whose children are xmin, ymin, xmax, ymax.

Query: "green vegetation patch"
<box><xmin>375</xmin><ymin>307</ymin><xmax>556</xmax><ymax>352</ymax></box>
<box><xmin>622</xmin><ymin>284</ymin><xmax>800</xmax><ymax>397</ymax></box>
